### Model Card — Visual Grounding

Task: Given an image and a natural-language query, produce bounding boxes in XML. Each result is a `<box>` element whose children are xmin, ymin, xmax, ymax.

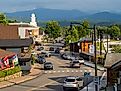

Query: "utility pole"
<box><xmin>94</xmin><ymin>25</ymin><xmax>98</xmax><ymax>91</ymax></box>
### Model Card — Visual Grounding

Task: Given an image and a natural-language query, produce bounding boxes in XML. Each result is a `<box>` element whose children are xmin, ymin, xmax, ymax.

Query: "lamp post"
<box><xmin>70</xmin><ymin>23</ymin><xmax>98</xmax><ymax>91</ymax></box>
<box><xmin>94</xmin><ymin>25</ymin><xmax>98</xmax><ymax>91</ymax></box>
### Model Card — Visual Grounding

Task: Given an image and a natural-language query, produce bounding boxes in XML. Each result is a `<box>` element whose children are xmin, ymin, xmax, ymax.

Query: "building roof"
<box><xmin>79</xmin><ymin>38</ymin><xmax>92</xmax><ymax>42</ymax></box>
<box><xmin>0</xmin><ymin>49</ymin><xmax>16</xmax><ymax>59</ymax></box>
<box><xmin>0</xmin><ymin>24</ymin><xmax>19</xmax><ymax>39</ymax></box>
<box><xmin>104</xmin><ymin>53</ymin><xmax>121</xmax><ymax>68</ymax></box>
<box><xmin>9</xmin><ymin>23</ymin><xmax>38</xmax><ymax>28</ymax></box>
<box><xmin>0</xmin><ymin>39</ymin><xmax>33</xmax><ymax>48</ymax></box>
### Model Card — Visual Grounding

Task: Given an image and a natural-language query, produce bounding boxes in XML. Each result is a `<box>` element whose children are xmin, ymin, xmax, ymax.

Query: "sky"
<box><xmin>0</xmin><ymin>0</ymin><xmax>121</xmax><ymax>13</ymax></box>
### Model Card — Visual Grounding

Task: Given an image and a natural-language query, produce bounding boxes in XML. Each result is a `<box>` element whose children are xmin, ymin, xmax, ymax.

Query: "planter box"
<box><xmin>0</xmin><ymin>71</ymin><xmax>22</xmax><ymax>82</ymax></box>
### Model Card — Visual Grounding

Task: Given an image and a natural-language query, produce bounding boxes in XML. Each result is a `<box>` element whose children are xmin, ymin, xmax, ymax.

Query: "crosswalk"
<box><xmin>44</xmin><ymin>69</ymin><xmax>95</xmax><ymax>74</ymax></box>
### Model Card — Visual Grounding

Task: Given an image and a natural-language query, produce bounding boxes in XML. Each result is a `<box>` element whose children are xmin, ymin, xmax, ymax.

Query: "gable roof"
<box><xmin>0</xmin><ymin>39</ymin><xmax>33</xmax><ymax>48</ymax></box>
<box><xmin>104</xmin><ymin>53</ymin><xmax>121</xmax><ymax>68</ymax></box>
<box><xmin>0</xmin><ymin>49</ymin><xmax>16</xmax><ymax>59</ymax></box>
<box><xmin>0</xmin><ymin>24</ymin><xmax>19</xmax><ymax>39</ymax></box>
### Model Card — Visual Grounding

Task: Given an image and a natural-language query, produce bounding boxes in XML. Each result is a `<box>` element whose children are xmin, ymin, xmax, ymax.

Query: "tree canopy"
<box><xmin>45</xmin><ymin>21</ymin><xmax>61</xmax><ymax>39</ymax></box>
<box><xmin>0</xmin><ymin>13</ymin><xmax>8</xmax><ymax>24</ymax></box>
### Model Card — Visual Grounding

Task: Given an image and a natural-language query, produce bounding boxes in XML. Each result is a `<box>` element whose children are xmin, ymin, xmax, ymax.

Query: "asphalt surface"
<box><xmin>0</xmin><ymin>55</ymin><xmax>103</xmax><ymax>91</ymax></box>
<box><xmin>0</xmin><ymin>43</ymin><xmax>104</xmax><ymax>91</ymax></box>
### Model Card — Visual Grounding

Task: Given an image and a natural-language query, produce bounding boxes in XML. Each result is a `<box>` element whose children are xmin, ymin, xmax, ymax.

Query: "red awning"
<box><xmin>0</xmin><ymin>49</ymin><xmax>16</xmax><ymax>59</ymax></box>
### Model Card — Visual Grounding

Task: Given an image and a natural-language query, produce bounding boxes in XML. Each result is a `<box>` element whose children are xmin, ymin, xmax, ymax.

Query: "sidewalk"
<box><xmin>81</xmin><ymin>81</ymin><xmax>95</xmax><ymax>91</ymax></box>
<box><xmin>0</xmin><ymin>63</ymin><xmax>43</xmax><ymax>89</ymax></box>
<box><xmin>84</xmin><ymin>61</ymin><xmax>106</xmax><ymax>71</ymax></box>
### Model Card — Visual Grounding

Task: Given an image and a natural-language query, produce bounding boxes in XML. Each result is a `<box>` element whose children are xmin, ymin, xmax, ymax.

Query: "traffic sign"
<box><xmin>89</xmin><ymin>44</ymin><xmax>94</xmax><ymax>54</ymax></box>
<box><xmin>84</xmin><ymin>72</ymin><xmax>91</xmax><ymax>77</ymax></box>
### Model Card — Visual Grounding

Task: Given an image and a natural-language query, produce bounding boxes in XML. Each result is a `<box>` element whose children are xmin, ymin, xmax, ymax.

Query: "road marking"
<box><xmin>84</xmin><ymin>70</ymin><xmax>87</xmax><ymax>72</ymax></box>
<box><xmin>53</xmin><ymin>71</ymin><xmax>56</xmax><ymax>73</ymax></box>
<box><xmin>62</xmin><ymin>70</ymin><xmax>65</xmax><ymax>72</ymax></box>
<box><xmin>43</xmin><ymin>69</ymin><xmax>96</xmax><ymax>74</ymax></box>
<box><xmin>75</xmin><ymin>70</ymin><xmax>78</xmax><ymax>72</ymax></box>
<box><xmin>44</xmin><ymin>71</ymin><xmax>48</xmax><ymax>74</ymax></box>
<box><xmin>89</xmin><ymin>70</ymin><xmax>92</xmax><ymax>72</ymax></box>
<box><xmin>48</xmin><ymin>71</ymin><xmax>52</xmax><ymax>73</ymax></box>
<box><xmin>67</xmin><ymin>70</ymin><xmax>69</xmax><ymax>72</ymax></box>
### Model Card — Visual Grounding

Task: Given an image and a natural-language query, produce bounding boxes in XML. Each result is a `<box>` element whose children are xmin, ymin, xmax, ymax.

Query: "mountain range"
<box><xmin>5</xmin><ymin>8</ymin><xmax>121</xmax><ymax>25</ymax></box>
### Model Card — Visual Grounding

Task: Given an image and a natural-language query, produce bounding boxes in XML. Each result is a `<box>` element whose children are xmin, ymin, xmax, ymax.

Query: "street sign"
<box><xmin>84</xmin><ymin>72</ymin><xmax>91</xmax><ymax>77</ymax></box>
<box><xmin>89</xmin><ymin>44</ymin><xmax>94</xmax><ymax>54</ymax></box>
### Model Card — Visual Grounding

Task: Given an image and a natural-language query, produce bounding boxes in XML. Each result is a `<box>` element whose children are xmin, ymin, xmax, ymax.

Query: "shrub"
<box><xmin>0</xmin><ymin>66</ymin><xmax>21</xmax><ymax>78</ymax></box>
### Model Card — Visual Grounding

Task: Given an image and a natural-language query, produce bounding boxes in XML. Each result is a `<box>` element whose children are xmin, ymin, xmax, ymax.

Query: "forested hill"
<box><xmin>5</xmin><ymin>8</ymin><xmax>121</xmax><ymax>25</ymax></box>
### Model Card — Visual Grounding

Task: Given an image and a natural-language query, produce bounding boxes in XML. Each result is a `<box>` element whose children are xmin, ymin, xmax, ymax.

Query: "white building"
<box><xmin>103</xmin><ymin>41</ymin><xmax>121</xmax><ymax>53</ymax></box>
<box><xmin>9</xmin><ymin>13</ymin><xmax>45</xmax><ymax>43</ymax></box>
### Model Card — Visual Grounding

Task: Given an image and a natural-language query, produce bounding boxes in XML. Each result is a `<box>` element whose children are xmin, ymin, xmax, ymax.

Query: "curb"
<box><xmin>0</xmin><ymin>71</ymin><xmax>44</xmax><ymax>89</ymax></box>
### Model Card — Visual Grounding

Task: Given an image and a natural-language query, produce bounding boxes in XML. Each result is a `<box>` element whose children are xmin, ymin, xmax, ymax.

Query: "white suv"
<box><xmin>63</xmin><ymin>76</ymin><xmax>83</xmax><ymax>91</ymax></box>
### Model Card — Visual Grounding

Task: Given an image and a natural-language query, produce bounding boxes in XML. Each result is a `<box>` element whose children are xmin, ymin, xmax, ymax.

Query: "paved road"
<box><xmin>0</xmin><ymin>55</ymin><xmax>103</xmax><ymax>91</ymax></box>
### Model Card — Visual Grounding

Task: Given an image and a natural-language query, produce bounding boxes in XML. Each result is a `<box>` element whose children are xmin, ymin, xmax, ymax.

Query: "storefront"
<box><xmin>0</xmin><ymin>49</ymin><xmax>19</xmax><ymax>70</ymax></box>
<box><xmin>105</xmin><ymin>53</ymin><xmax>121</xmax><ymax>90</ymax></box>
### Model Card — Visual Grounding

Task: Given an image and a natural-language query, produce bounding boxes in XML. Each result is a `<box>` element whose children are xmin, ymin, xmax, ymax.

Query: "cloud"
<box><xmin>0</xmin><ymin>0</ymin><xmax>121</xmax><ymax>13</ymax></box>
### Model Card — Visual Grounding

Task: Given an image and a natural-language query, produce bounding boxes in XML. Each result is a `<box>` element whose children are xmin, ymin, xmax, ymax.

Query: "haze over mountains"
<box><xmin>5</xmin><ymin>8</ymin><xmax>121</xmax><ymax>25</ymax></box>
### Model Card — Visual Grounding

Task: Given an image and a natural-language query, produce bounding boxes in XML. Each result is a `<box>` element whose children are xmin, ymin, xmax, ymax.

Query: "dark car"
<box><xmin>37</xmin><ymin>47</ymin><xmax>44</xmax><ymax>51</ymax></box>
<box><xmin>49</xmin><ymin>47</ymin><xmax>54</xmax><ymax>51</ymax></box>
<box><xmin>55</xmin><ymin>48</ymin><xmax>60</xmax><ymax>54</ymax></box>
<box><xmin>44</xmin><ymin>62</ymin><xmax>53</xmax><ymax>70</ymax></box>
<box><xmin>41</xmin><ymin>51</ymin><xmax>51</xmax><ymax>57</ymax></box>
<box><xmin>37</xmin><ymin>56</ymin><xmax>46</xmax><ymax>64</ymax></box>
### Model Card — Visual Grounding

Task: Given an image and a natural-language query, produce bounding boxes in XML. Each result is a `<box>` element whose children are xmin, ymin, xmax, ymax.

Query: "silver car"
<box><xmin>44</xmin><ymin>62</ymin><xmax>53</xmax><ymax>70</ymax></box>
<box><xmin>63</xmin><ymin>76</ymin><xmax>83</xmax><ymax>91</ymax></box>
<box><xmin>70</xmin><ymin>60</ymin><xmax>80</xmax><ymax>68</ymax></box>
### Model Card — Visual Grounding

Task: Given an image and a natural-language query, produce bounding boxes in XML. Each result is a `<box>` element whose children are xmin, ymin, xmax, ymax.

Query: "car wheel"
<box><xmin>76</xmin><ymin>85</ymin><xmax>80</xmax><ymax>91</ymax></box>
<box><xmin>63</xmin><ymin>87</ymin><xmax>66</xmax><ymax>91</ymax></box>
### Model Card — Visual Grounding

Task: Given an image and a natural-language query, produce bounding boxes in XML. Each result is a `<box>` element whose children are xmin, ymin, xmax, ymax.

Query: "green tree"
<box><xmin>77</xmin><ymin>26</ymin><xmax>86</xmax><ymax>38</ymax></box>
<box><xmin>65</xmin><ymin>26</ymin><xmax>79</xmax><ymax>44</ymax></box>
<box><xmin>112</xmin><ymin>45</ymin><xmax>121</xmax><ymax>53</ymax></box>
<box><xmin>45</xmin><ymin>21</ymin><xmax>61</xmax><ymax>39</ymax></box>
<box><xmin>0</xmin><ymin>13</ymin><xmax>8</xmax><ymax>24</ymax></box>
<box><xmin>108</xmin><ymin>25</ymin><xmax>120</xmax><ymax>39</ymax></box>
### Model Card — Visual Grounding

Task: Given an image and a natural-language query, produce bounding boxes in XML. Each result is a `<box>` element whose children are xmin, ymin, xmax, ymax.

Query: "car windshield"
<box><xmin>65</xmin><ymin>78</ymin><xmax>75</xmax><ymax>82</ymax></box>
<box><xmin>73</xmin><ymin>61</ymin><xmax>79</xmax><ymax>63</ymax></box>
<box><xmin>45</xmin><ymin>62</ymin><xmax>52</xmax><ymax>65</ymax></box>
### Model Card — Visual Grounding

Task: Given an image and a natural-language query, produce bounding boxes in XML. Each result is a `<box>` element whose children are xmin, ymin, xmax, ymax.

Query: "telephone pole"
<box><xmin>94</xmin><ymin>25</ymin><xmax>98</xmax><ymax>91</ymax></box>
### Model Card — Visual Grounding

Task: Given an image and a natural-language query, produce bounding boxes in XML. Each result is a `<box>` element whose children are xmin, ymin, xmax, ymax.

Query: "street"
<box><xmin>0</xmin><ymin>53</ymin><xmax>103</xmax><ymax>91</ymax></box>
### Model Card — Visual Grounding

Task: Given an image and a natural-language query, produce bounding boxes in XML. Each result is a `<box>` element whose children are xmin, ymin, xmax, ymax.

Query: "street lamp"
<box><xmin>70</xmin><ymin>23</ymin><xmax>98</xmax><ymax>91</ymax></box>
<box><xmin>93</xmin><ymin>25</ymin><xmax>98</xmax><ymax>91</ymax></box>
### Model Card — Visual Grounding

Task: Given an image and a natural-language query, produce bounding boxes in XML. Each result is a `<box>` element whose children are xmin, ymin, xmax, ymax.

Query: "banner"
<box><xmin>0</xmin><ymin>59</ymin><xmax>4</xmax><ymax>70</ymax></box>
<box><xmin>3</xmin><ymin>56</ymin><xmax>10</xmax><ymax>68</ymax></box>
<box><xmin>12</xmin><ymin>55</ymin><xmax>19</xmax><ymax>66</ymax></box>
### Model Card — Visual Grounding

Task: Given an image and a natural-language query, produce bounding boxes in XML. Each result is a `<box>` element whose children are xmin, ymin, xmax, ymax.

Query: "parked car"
<box><xmin>78</xmin><ymin>57</ymin><xmax>84</xmax><ymax>64</ymax></box>
<box><xmin>49</xmin><ymin>47</ymin><xmax>54</xmax><ymax>51</ymax></box>
<box><xmin>41</xmin><ymin>51</ymin><xmax>51</xmax><ymax>57</ymax></box>
<box><xmin>63</xmin><ymin>76</ymin><xmax>83</xmax><ymax>91</ymax></box>
<box><xmin>44</xmin><ymin>62</ymin><xmax>53</xmax><ymax>70</ymax></box>
<box><xmin>37</xmin><ymin>56</ymin><xmax>46</xmax><ymax>64</ymax></box>
<box><xmin>70</xmin><ymin>60</ymin><xmax>81</xmax><ymax>68</ymax></box>
<box><xmin>37</xmin><ymin>46</ymin><xmax>44</xmax><ymax>51</ymax></box>
<box><xmin>61</xmin><ymin>53</ymin><xmax>71</xmax><ymax>60</ymax></box>
<box><xmin>55</xmin><ymin>48</ymin><xmax>60</xmax><ymax>54</ymax></box>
